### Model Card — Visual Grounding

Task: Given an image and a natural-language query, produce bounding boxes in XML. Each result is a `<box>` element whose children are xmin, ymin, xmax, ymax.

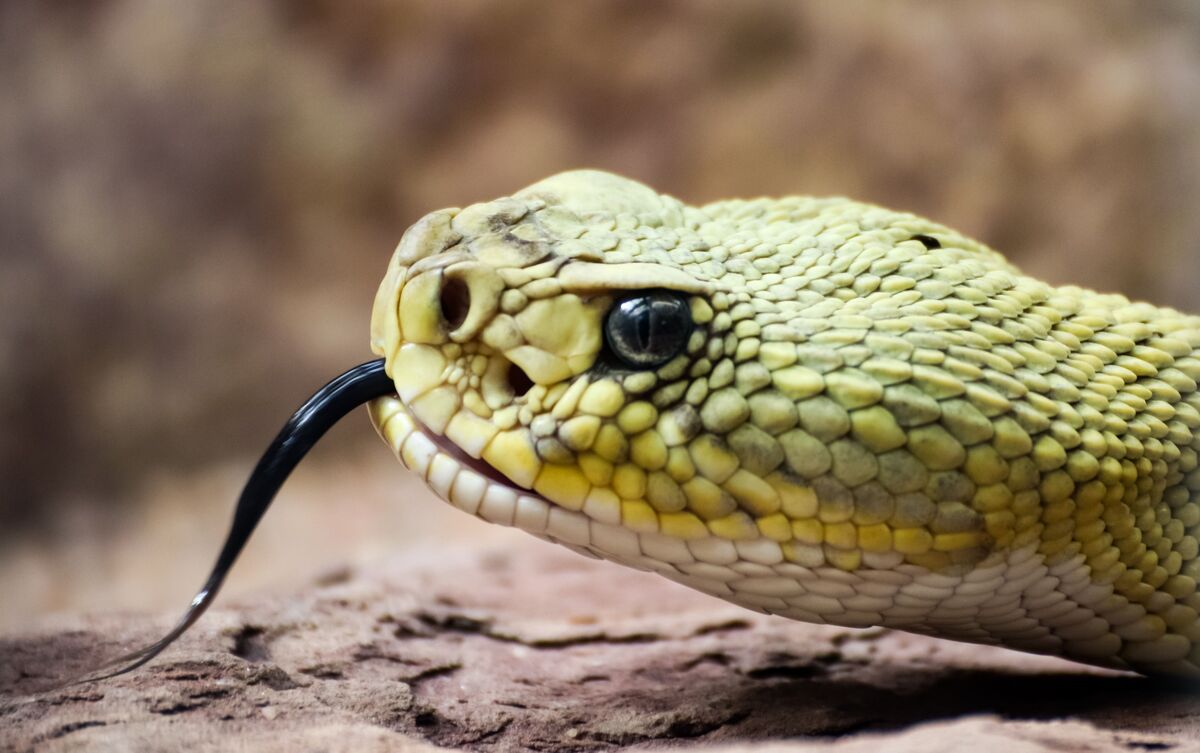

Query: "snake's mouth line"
<box><xmin>366</xmin><ymin>397</ymin><xmax>1158</xmax><ymax>672</ymax></box>
<box><xmin>368</xmin><ymin>395</ymin><xmax>602</xmax><ymax>550</ymax></box>
<box><xmin>410</xmin><ymin>409</ymin><xmax>516</xmax><ymax>490</ymax></box>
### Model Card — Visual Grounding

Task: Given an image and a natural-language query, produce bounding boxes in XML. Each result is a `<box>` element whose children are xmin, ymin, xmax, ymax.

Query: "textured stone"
<box><xmin>4</xmin><ymin>544</ymin><xmax>1198</xmax><ymax>752</ymax></box>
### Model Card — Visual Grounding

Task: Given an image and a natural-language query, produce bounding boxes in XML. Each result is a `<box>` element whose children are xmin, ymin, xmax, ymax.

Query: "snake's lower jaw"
<box><xmin>370</xmin><ymin>395</ymin><xmax>627</xmax><ymax>561</ymax></box>
<box><xmin>370</xmin><ymin>395</ymin><xmax>829</xmax><ymax>600</ymax></box>
<box><xmin>370</xmin><ymin>393</ymin><xmax>1158</xmax><ymax>671</ymax></box>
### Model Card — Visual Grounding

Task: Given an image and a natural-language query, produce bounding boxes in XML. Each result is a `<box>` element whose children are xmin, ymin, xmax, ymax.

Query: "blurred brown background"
<box><xmin>2</xmin><ymin>0</ymin><xmax>1199</xmax><ymax>628</ymax></box>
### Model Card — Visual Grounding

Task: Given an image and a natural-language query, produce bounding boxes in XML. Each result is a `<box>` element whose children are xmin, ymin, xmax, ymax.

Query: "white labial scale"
<box><xmin>728</xmin><ymin>592</ymin><xmax>791</xmax><ymax>611</ymax></box>
<box><xmin>641</xmin><ymin>557</ymin><xmax>686</xmax><ymax>577</ymax></box>
<box><xmin>844</xmin><ymin>593</ymin><xmax>896</xmax><ymax>613</ymax></box>
<box><xmin>448</xmin><ymin>470</ymin><xmax>487</xmax><ymax>515</ymax></box>
<box><xmin>987</xmin><ymin>614</ymin><xmax>1044</xmax><ymax>634</ymax></box>
<box><xmin>932</xmin><ymin>606</ymin><xmax>986</xmax><ymax>622</ymax></box>
<box><xmin>940</xmin><ymin>590</ymin><xmax>994</xmax><ymax>610</ymax></box>
<box><xmin>548</xmin><ymin>540</ymin><xmax>601</xmax><ymax>560</ymax></box>
<box><xmin>478</xmin><ymin>485</ymin><xmax>518</xmax><ymax>526</ymax></box>
<box><xmin>1044</xmin><ymin>605</ymin><xmax>1097</xmax><ymax>629</ymax></box>
<box><xmin>839</xmin><ymin>610</ymin><xmax>883</xmax><ymax>628</ymax></box>
<box><xmin>734</xmin><ymin>539</ymin><xmax>784</xmax><ymax>565</ymax></box>
<box><xmin>369</xmin><ymin>396</ymin><xmax>399</xmax><ymax>427</ymax></box>
<box><xmin>546</xmin><ymin>506</ymin><xmax>591</xmax><ymax>546</ymax></box>
<box><xmin>895</xmin><ymin>564</ymin><xmax>931</xmax><ymax>578</ymax></box>
<box><xmin>514</xmin><ymin>494</ymin><xmax>551</xmax><ymax>533</ymax></box>
<box><xmin>1026</xmin><ymin>597</ymin><xmax>1079</xmax><ymax>624</ymax></box>
<box><xmin>899</xmin><ymin>582</ymin><xmax>954</xmax><ymax>602</ymax></box>
<box><xmin>677</xmin><ymin>561</ymin><xmax>740</xmax><ymax>582</ymax></box>
<box><xmin>1048</xmin><ymin>554</ymin><xmax>1088</xmax><ymax>579</ymax></box>
<box><xmin>638</xmin><ymin>533</ymin><xmax>695</xmax><ymax>564</ymax></box>
<box><xmin>399</xmin><ymin>430</ymin><xmax>439</xmax><ymax>479</ymax></box>
<box><xmin>1005</xmin><ymin>546</ymin><xmax>1044</xmax><ymax>576</ymax></box>
<box><xmin>784</xmin><ymin>592</ymin><xmax>845</xmax><ymax>617</ymax></box>
<box><xmin>1000</xmin><ymin>611</ymin><xmax>1057</xmax><ymax>644</ymax></box>
<box><xmin>1100</xmin><ymin>601</ymin><xmax>1147</xmax><ymax>627</ymax></box>
<box><xmin>817</xmin><ymin>568</ymin><xmax>864</xmax><ymax>587</ymax></box>
<box><xmin>883</xmin><ymin>609</ymin><xmax>935</xmax><ymax>626</ymax></box>
<box><xmin>1023</xmin><ymin>588</ymin><xmax>1068</xmax><ymax>612</ymax></box>
<box><xmin>426</xmin><ymin>453</ymin><xmax>459</xmax><ymax>501</ymax></box>
<box><xmin>730</xmin><ymin>561</ymin><xmax>777</xmax><ymax>578</ymax></box>
<box><xmin>603</xmin><ymin>552</ymin><xmax>654</xmax><ymax>573</ymax></box>
<box><xmin>1063</xmin><ymin>580</ymin><xmax>1113</xmax><ymax>610</ymax></box>
<box><xmin>925</xmin><ymin>615</ymin><xmax>980</xmax><ymax>633</ymax></box>
<box><xmin>773</xmin><ymin>563</ymin><xmax>815</xmax><ymax>580</ymax></box>
<box><xmin>918</xmin><ymin>571</ymin><xmax>961</xmax><ymax>590</ymax></box>
<box><xmin>979</xmin><ymin>576</ymin><xmax>1023</xmax><ymax>605</ymax></box>
<box><xmin>857</xmin><ymin>568</ymin><xmax>913</xmax><ymax>587</ymax></box>
<box><xmin>729</xmin><ymin>576</ymin><xmax>806</xmax><ymax>597</ymax></box>
<box><xmin>378</xmin><ymin>399</ymin><xmax>414</xmax><ymax>449</ymax></box>
<box><xmin>894</xmin><ymin>593</ymin><xmax>936</xmax><ymax>609</ymax></box>
<box><xmin>1024</xmin><ymin>575</ymin><xmax>1061</xmax><ymax>600</ymax></box>
<box><xmin>777</xmin><ymin>606</ymin><xmax>825</xmax><ymax>624</ymax></box>
<box><xmin>667</xmin><ymin>572</ymin><xmax>735</xmax><ymax>597</ymax></box>
<box><xmin>805</xmin><ymin>577</ymin><xmax>856</xmax><ymax>599</ymax></box>
<box><xmin>858</xmin><ymin>581</ymin><xmax>905</xmax><ymax>598</ymax></box>
<box><xmin>955</xmin><ymin>578</ymin><xmax>1004</xmax><ymax>596</ymax></box>
<box><xmin>963</xmin><ymin>558</ymin><xmax>1009</xmax><ymax>582</ymax></box>
<box><xmin>997</xmin><ymin>562</ymin><xmax>1050</xmax><ymax>597</ymax></box>
<box><xmin>588</xmin><ymin>521</ymin><xmax>642</xmax><ymax>561</ymax></box>
<box><xmin>977</xmin><ymin>599</ymin><xmax>1024</xmax><ymax>622</ymax></box>
<box><xmin>861</xmin><ymin>551</ymin><xmax>904</xmax><ymax>569</ymax></box>
<box><xmin>688</xmin><ymin>537</ymin><xmax>739</xmax><ymax>565</ymax></box>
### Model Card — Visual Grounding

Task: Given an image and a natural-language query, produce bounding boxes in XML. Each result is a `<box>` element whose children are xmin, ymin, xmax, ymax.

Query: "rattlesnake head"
<box><xmin>75</xmin><ymin>171</ymin><xmax>1200</xmax><ymax>683</ymax></box>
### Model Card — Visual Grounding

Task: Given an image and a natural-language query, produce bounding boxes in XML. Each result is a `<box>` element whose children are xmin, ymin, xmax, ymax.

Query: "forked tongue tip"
<box><xmin>49</xmin><ymin>358</ymin><xmax>394</xmax><ymax>689</ymax></box>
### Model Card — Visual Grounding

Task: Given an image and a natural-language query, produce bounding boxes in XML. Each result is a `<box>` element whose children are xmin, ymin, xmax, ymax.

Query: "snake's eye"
<box><xmin>603</xmin><ymin>291</ymin><xmax>693</xmax><ymax>369</ymax></box>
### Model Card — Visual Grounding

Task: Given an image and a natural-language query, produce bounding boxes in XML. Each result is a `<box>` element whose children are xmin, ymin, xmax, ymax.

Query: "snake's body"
<box><xmin>369</xmin><ymin>170</ymin><xmax>1200</xmax><ymax>676</ymax></box>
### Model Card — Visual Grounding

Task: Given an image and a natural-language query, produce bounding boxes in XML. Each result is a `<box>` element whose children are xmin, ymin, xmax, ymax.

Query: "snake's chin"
<box><xmin>367</xmin><ymin>395</ymin><xmax>605</xmax><ymax>555</ymax></box>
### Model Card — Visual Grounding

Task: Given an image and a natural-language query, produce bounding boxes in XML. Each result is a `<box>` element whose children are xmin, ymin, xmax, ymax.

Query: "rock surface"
<box><xmin>2</xmin><ymin>542</ymin><xmax>1198</xmax><ymax>752</ymax></box>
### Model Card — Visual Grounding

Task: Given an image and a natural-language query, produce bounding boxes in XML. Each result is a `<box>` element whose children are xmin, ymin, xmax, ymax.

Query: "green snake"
<box><xmin>81</xmin><ymin>170</ymin><xmax>1200</xmax><ymax>682</ymax></box>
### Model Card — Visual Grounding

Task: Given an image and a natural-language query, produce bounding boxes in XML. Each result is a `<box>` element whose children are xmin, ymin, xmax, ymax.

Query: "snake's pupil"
<box><xmin>604</xmin><ymin>291</ymin><xmax>693</xmax><ymax>369</ymax></box>
<box><xmin>636</xmin><ymin>311</ymin><xmax>653</xmax><ymax>350</ymax></box>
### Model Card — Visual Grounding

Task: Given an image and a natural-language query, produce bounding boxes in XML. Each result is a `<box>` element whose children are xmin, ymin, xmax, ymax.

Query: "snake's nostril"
<box><xmin>440</xmin><ymin>276</ymin><xmax>470</xmax><ymax>331</ymax></box>
<box><xmin>507</xmin><ymin>362</ymin><xmax>534</xmax><ymax>398</ymax></box>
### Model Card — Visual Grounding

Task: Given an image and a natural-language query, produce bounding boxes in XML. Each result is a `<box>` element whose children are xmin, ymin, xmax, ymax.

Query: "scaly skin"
<box><xmin>368</xmin><ymin>170</ymin><xmax>1200</xmax><ymax>676</ymax></box>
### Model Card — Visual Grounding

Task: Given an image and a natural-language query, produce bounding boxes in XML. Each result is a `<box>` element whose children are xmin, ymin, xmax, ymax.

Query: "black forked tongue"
<box><xmin>66</xmin><ymin>358</ymin><xmax>395</xmax><ymax>685</ymax></box>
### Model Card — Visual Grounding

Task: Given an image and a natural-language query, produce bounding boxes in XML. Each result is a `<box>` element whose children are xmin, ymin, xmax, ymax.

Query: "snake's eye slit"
<box><xmin>912</xmin><ymin>234</ymin><xmax>941</xmax><ymax>249</ymax></box>
<box><xmin>603</xmin><ymin>291</ymin><xmax>693</xmax><ymax>369</ymax></box>
<box><xmin>440</xmin><ymin>275</ymin><xmax>470</xmax><ymax>330</ymax></box>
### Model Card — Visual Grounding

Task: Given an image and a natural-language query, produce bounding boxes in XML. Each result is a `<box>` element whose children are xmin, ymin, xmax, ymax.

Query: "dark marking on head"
<box><xmin>912</xmin><ymin>234</ymin><xmax>941</xmax><ymax>249</ymax></box>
